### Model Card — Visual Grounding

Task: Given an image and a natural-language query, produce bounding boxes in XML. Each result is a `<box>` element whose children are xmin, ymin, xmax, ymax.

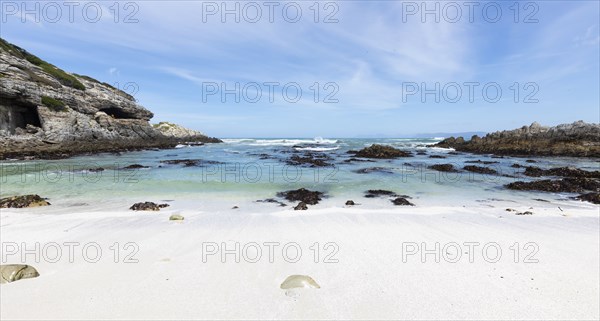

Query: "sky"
<box><xmin>1</xmin><ymin>0</ymin><xmax>599</xmax><ymax>138</ymax></box>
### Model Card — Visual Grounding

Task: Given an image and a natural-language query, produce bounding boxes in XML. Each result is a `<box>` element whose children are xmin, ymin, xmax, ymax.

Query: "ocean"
<box><xmin>1</xmin><ymin>138</ymin><xmax>598</xmax><ymax>213</ymax></box>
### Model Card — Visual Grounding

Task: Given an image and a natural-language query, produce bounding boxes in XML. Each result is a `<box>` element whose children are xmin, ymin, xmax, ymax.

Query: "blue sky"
<box><xmin>1</xmin><ymin>0</ymin><xmax>599</xmax><ymax>138</ymax></box>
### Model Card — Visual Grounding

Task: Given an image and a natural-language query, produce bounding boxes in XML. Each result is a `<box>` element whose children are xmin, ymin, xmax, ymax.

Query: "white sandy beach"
<box><xmin>1</xmin><ymin>203</ymin><xmax>598</xmax><ymax>320</ymax></box>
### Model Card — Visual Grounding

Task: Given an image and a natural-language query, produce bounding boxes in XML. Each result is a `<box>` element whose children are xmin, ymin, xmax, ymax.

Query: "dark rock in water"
<box><xmin>344</xmin><ymin>158</ymin><xmax>375</xmax><ymax>163</ymax></box>
<box><xmin>522</xmin><ymin>166</ymin><xmax>600</xmax><ymax>178</ymax></box>
<box><xmin>364</xmin><ymin>189</ymin><xmax>404</xmax><ymax>198</ymax></box>
<box><xmin>287</xmin><ymin>154</ymin><xmax>332</xmax><ymax>167</ymax></box>
<box><xmin>122</xmin><ymin>164</ymin><xmax>150</xmax><ymax>169</ymax></box>
<box><xmin>434</xmin><ymin>121</ymin><xmax>600</xmax><ymax>157</ymax></box>
<box><xmin>448</xmin><ymin>151</ymin><xmax>462</xmax><ymax>155</ymax></box>
<box><xmin>160</xmin><ymin>159</ymin><xmax>222</xmax><ymax>167</ymax></box>
<box><xmin>526</xmin><ymin>159</ymin><xmax>537</xmax><ymax>163</ymax></box>
<box><xmin>256</xmin><ymin>198</ymin><xmax>287</xmax><ymax>207</ymax></box>
<box><xmin>575</xmin><ymin>192</ymin><xmax>600</xmax><ymax>204</ymax></box>
<box><xmin>294</xmin><ymin>202</ymin><xmax>308</xmax><ymax>210</ymax></box>
<box><xmin>428</xmin><ymin>164</ymin><xmax>458</xmax><ymax>172</ymax></box>
<box><xmin>391</xmin><ymin>197</ymin><xmax>415</xmax><ymax>206</ymax></box>
<box><xmin>129</xmin><ymin>202</ymin><xmax>170</xmax><ymax>211</ymax></box>
<box><xmin>345</xmin><ymin>200</ymin><xmax>355</xmax><ymax>206</ymax></box>
<box><xmin>416</xmin><ymin>151</ymin><xmax>427</xmax><ymax>155</ymax></box>
<box><xmin>506</xmin><ymin>178</ymin><xmax>600</xmax><ymax>193</ymax></box>
<box><xmin>428</xmin><ymin>155</ymin><xmax>446</xmax><ymax>159</ymax></box>
<box><xmin>354</xmin><ymin>144</ymin><xmax>412</xmax><ymax>159</ymax></box>
<box><xmin>0</xmin><ymin>195</ymin><xmax>50</xmax><ymax>208</ymax></box>
<box><xmin>277</xmin><ymin>188</ymin><xmax>324</xmax><ymax>205</ymax></box>
<box><xmin>88</xmin><ymin>167</ymin><xmax>105</xmax><ymax>172</ymax></box>
<box><xmin>511</xmin><ymin>164</ymin><xmax>524</xmax><ymax>168</ymax></box>
<box><xmin>533</xmin><ymin>198</ymin><xmax>550</xmax><ymax>202</ymax></box>
<box><xmin>464</xmin><ymin>160</ymin><xmax>499</xmax><ymax>164</ymax></box>
<box><xmin>354</xmin><ymin>167</ymin><xmax>394</xmax><ymax>174</ymax></box>
<box><xmin>463</xmin><ymin>165</ymin><xmax>498</xmax><ymax>175</ymax></box>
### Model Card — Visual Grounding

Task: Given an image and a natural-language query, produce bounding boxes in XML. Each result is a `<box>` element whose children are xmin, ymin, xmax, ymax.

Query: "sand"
<box><xmin>1</xmin><ymin>203</ymin><xmax>598</xmax><ymax>320</ymax></box>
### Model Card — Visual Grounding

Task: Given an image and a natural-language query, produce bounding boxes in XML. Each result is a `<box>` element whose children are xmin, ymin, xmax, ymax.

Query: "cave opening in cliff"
<box><xmin>99</xmin><ymin>107</ymin><xmax>137</xmax><ymax>119</ymax></box>
<box><xmin>0</xmin><ymin>104</ymin><xmax>42</xmax><ymax>134</ymax></box>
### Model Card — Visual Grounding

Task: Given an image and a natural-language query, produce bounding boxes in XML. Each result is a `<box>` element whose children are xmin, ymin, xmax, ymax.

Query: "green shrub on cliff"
<box><xmin>41</xmin><ymin>96</ymin><xmax>67</xmax><ymax>112</ymax></box>
<box><xmin>0</xmin><ymin>38</ymin><xmax>85</xmax><ymax>91</ymax></box>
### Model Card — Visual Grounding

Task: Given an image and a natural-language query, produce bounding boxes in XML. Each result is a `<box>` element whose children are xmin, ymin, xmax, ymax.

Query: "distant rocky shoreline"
<box><xmin>0</xmin><ymin>38</ymin><xmax>220</xmax><ymax>160</ymax></box>
<box><xmin>435</xmin><ymin>121</ymin><xmax>600</xmax><ymax>158</ymax></box>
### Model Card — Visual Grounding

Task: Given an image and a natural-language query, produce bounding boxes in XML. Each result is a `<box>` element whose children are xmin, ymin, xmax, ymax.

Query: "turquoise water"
<box><xmin>1</xmin><ymin>138</ymin><xmax>598</xmax><ymax>211</ymax></box>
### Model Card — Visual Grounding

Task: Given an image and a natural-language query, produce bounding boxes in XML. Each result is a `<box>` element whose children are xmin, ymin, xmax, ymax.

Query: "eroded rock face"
<box><xmin>352</xmin><ymin>144</ymin><xmax>412</xmax><ymax>159</ymax></box>
<box><xmin>129</xmin><ymin>202</ymin><xmax>170</xmax><ymax>211</ymax></box>
<box><xmin>277</xmin><ymin>188</ymin><xmax>324</xmax><ymax>205</ymax></box>
<box><xmin>0</xmin><ymin>39</ymin><xmax>220</xmax><ymax>159</ymax></box>
<box><xmin>0</xmin><ymin>195</ymin><xmax>50</xmax><ymax>208</ymax></box>
<box><xmin>435</xmin><ymin>121</ymin><xmax>600</xmax><ymax>157</ymax></box>
<box><xmin>0</xmin><ymin>264</ymin><xmax>40</xmax><ymax>284</ymax></box>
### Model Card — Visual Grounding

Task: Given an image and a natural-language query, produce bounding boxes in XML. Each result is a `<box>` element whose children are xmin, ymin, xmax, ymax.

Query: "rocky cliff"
<box><xmin>0</xmin><ymin>38</ymin><xmax>220</xmax><ymax>159</ymax></box>
<box><xmin>435</xmin><ymin>121</ymin><xmax>600</xmax><ymax>157</ymax></box>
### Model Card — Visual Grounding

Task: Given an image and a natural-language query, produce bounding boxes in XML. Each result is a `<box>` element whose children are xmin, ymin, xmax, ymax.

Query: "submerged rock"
<box><xmin>277</xmin><ymin>188</ymin><xmax>324</xmax><ymax>205</ymax></box>
<box><xmin>0</xmin><ymin>264</ymin><xmax>40</xmax><ymax>284</ymax></box>
<box><xmin>345</xmin><ymin>200</ymin><xmax>356</xmax><ymax>206</ymax></box>
<box><xmin>287</xmin><ymin>154</ymin><xmax>333</xmax><ymax>167</ymax></box>
<box><xmin>256</xmin><ymin>198</ymin><xmax>287</xmax><ymax>207</ymax></box>
<box><xmin>280</xmin><ymin>275</ymin><xmax>320</xmax><ymax>289</ymax></box>
<box><xmin>0</xmin><ymin>195</ymin><xmax>50</xmax><ymax>208</ymax></box>
<box><xmin>354</xmin><ymin>167</ymin><xmax>394</xmax><ymax>174</ymax></box>
<box><xmin>169</xmin><ymin>214</ymin><xmax>184</xmax><ymax>221</ymax></box>
<box><xmin>364</xmin><ymin>189</ymin><xmax>399</xmax><ymax>198</ymax></box>
<box><xmin>353</xmin><ymin>144</ymin><xmax>412</xmax><ymax>159</ymax></box>
<box><xmin>428</xmin><ymin>164</ymin><xmax>458</xmax><ymax>172</ymax></box>
<box><xmin>463</xmin><ymin>165</ymin><xmax>498</xmax><ymax>175</ymax></box>
<box><xmin>293</xmin><ymin>202</ymin><xmax>308</xmax><ymax>210</ymax></box>
<box><xmin>130</xmin><ymin>202</ymin><xmax>170</xmax><ymax>211</ymax></box>
<box><xmin>464</xmin><ymin>160</ymin><xmax>499</xmax><ymax>164</ymax></box>
<box><xmin>575</xmin><ymin>192</ymin><xmax>600</xmax><ymax>204</ymax></box>
<box><xmin>160</xmin><ymin>159</ymin><xmax>222</xmax><ymax>167</ymax></box>
<box><xmin>428</xmin><ymin>155</ymin><xmax>446</xmax><ymax>159</ymax></box>
<box><xmin>122</xmin><ymin>164</ymin><xmax>150</xmax><ymax>170</ymax></box>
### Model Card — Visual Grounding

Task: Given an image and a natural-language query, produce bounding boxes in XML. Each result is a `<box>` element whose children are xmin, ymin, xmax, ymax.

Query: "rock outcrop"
<box><xmin>434</xmin><ymin>121</ymin><xmax>600</xmax><ymax>157</ymax></box>
<box><xmin>129</xmin><ymin>202</ymin><xmax>170</xmax><ymax>211</ymax></box>
<box><xmin>351</xmin><ymin>144</ymin><xmax>412</xmax><ymax>159</ymax></box>
<box><xmin>0</xmin><ymin>195</ymin><xmax>50</xmax><ymax>208</ymax></box>
<box><xmin>0</xmin><ymin>38</ymin><xmax>220</xmax><ymax>159</ymax></box>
